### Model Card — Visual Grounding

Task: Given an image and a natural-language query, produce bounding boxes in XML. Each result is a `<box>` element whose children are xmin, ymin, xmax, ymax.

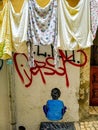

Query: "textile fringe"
<box><xmin>54</xmin><ymin>48</ymin><xmax>60</xmax><ymax>69</ymax></box>
<box><xmin>27</xmin><ymin>41</ymin><xmax>35</xmax><ymax>68</ymax></box>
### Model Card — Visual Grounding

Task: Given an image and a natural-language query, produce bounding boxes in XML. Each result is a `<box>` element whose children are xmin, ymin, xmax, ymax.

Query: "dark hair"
<box><xmin>51</xmin><ymin>88</ymin><xmax>61</xmax><ymax>100</ymax></box>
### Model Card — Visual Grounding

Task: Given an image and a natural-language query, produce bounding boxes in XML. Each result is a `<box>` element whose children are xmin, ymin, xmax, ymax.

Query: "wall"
<box><xmin>0</xmin><ymin>61</ymin><xmax>10</xmax><ymax>130</ymax></box>
<box><xmin>79</xmin><ymin>48</ymin><xmax>91</xmax><ymax>120</ymax></box>
<box><xmin>0</xmin><ymin>2</ymin><xmax>10</xmax><ymax>130</ymax></box>
<box><xmin>0</xmin><ymin>0</ymin><xmax>96</xmax><ymax>130</ymax></box>
<box><xmin>79</xmin><ymin>41</ymin><xmax>98</xmax><ymax>121</ymax></box>
<box><xmin>14</xmin><ymin>45</ymin><xmax>83</xmax><ymax>129</ymax></box>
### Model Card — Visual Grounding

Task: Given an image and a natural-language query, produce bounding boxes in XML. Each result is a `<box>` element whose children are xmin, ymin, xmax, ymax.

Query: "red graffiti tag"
<box><xmin>13</xmin><ymin>50</ymin><xmax>87</xmax><ymax>88</ymax></box>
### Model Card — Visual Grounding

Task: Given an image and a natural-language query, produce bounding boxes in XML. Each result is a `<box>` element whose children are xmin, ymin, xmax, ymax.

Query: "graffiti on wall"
<box><xmin>0</xmin><ymin>60</ymin><xmax>3</xmax><ymax>70</ymax></box>
<box><xmin>14</xmin><ymin>46</ymin><xmax>87</xmax><ymax>88</ymax></box>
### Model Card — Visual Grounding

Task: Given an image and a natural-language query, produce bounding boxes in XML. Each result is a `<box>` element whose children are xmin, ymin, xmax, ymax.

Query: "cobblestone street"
<box><xmin>74</xmin><ymin>107</ymin><xmax>98</xmax><ymax>130</ymax></box>
<box><xmin>75</xmin><ymin>121</ymin><xmax>98</xmax><ymax>130</ymax></box>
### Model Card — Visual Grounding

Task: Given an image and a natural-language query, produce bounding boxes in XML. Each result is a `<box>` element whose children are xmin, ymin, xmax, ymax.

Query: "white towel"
<box><xmin>58</xmin><ymin>0</ymin><xmax>93</xmax><ymax>50</ymax></box>
<box><xmin>9</xmin><ymin>0</ymin><xmax>28</xmax><ymax>53</ymax></box>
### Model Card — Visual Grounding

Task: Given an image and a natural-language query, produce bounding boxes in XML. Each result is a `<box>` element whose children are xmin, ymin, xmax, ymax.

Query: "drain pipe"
<box><xmin>6</xmin><ymin>59</ymin><xmax>17</xmax><ymax>130</ymax></box>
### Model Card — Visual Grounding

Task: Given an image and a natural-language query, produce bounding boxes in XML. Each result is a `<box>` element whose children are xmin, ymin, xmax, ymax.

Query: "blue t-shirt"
<box><xmin>46</xmin><ymin>100</ymin><xmax>65</xmax><ymax>121</ymax></box>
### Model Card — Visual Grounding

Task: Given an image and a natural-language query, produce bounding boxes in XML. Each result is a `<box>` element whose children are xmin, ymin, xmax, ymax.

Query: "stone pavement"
<box><xmin>74</xmin><ymin>121</ymin><xmax>98</xmax><ymax>130</ymax></box>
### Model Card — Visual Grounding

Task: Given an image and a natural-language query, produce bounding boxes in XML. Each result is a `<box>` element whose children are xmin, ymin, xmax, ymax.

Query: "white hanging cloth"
<box><xmin>9</xmin><ymin>0</ymin><xmax>28</xmax><ymax>53</ymax></box>
<box><xmin>0</xmin><ymin>1</ymin><xmax>12</xmax><ymax>60</ymax></box>
<box><xmin>27</xmin><ymin>0</ymin><xmax>58</xmax><ymax>67</ymax></box>
<box><xmin>57</xmin><ymin>0</ymin><xmax>93</xmax><ymax>50</ymax></box>
<box><xmin>90</xmin><ymin>0</ymin><xmax>98</xmax><ymax>39</ymax></box>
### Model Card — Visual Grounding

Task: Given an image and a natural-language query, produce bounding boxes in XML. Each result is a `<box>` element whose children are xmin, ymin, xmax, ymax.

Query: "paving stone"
<box><xmin>90</xmin><ymin>127</ymin><xmax>96</xmax><ymax>130</ymax></box>
<box><xmin>74</xmin><ymin>121</ymin><xmax>98</xmax><ymax>130</ymax></box>
<box><xmin>74</xmin><ymin>122</ymin><xmax>80</xmax><ymax>130</ymax></box>
<box><xmin>86</xmin><ymin>128</ymin><xmax>91</xmax><ymax>130</ymax></box>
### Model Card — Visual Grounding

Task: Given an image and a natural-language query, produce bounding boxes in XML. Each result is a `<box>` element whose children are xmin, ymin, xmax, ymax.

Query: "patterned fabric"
<box><xmin>0</xmin><ymin>1</ymin><xmax>12</xmax><ymax>60</ymax></box>
<box><xmin>90</xmin><ymin>0</ymin><xmax>98</xmax><ymax>39</ymax></box>
<box><xmin>27</xmin><ymin>0</ymin><xmax>57</xmax><ymax>67</ymax></box>
<box><xmin>57</xmin><ymin>0</ymin><xmax>93</xmax><ymax>50</ymax></box>
<box><xmin>9</xmin><ymin>0</ymin><xmax>28</xmax><ymax>53</ymax></box>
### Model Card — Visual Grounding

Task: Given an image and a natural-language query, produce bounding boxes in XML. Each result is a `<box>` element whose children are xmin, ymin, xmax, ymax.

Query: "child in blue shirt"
<box><xmin>43</xmin><ymin>88</ymin><xmax>67</xmax><ymax>121</ymax></box>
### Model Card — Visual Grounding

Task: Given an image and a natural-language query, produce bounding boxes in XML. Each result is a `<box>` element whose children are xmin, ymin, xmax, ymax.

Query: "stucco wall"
<box><xmin>79</xmin><ymin>45</ymin><xmax>98</xmax><ymax>121</ymax></box>
<box><xmin>1</xmin><ymin>0</ymin><xmax>96</xmax><ymax>130</ymax></box>
<box><xmin>13</xmin><ymin>45</ymin><xmax>81</xmax><ymax>129</ymax></box>
<box><xmin>0</xmin><ymin>61</ymin><xmax>10</xmax><ymax>130</ymax></box>
<box><xmin>79</xmin><ymin>48</ymin><xmax>91</xmax><ymax>120</ymax></box>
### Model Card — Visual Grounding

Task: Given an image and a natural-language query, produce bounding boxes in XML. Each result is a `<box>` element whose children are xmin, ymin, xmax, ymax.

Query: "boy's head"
<box><xmin>51</xmin><ymin>88</ymin><xmax>61</xmax><ymax>100</ymax></box>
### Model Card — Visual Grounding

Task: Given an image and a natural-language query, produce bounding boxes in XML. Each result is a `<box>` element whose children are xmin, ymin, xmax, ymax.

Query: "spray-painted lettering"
<box><xmin>14</xmin><ymin>49</ymin><xmax>87</xmax><ymax>88</ymax></box>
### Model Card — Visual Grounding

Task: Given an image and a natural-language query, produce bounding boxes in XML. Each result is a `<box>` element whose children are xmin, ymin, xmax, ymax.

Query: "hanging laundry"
<box><xmin>9</xmin><ymin>0</ymin><xmax>28</xmax><ymax>53</ymax></box>
<box><xmin>0</xmin><ymin>1</ymin><xmax>12</xmax><ymax>60</ymax></box>
<box><xmin>57</xmin><ymin>0</ymin><xmax>93</xmax><ymax>50</ymax></box>
<box><xmin>27</xmin><ymin>0</ymin><xmax>57</xmax><ymax>46</ymax></box>
<box><xmin>27</xmin><ymin>0</ymin><xmax>57</xmax><ymax>67</ymax></box>
<box><xmin>90</xmin><ymin>0</ymin><xmax>98</xmax><ymax>39</ymax></box>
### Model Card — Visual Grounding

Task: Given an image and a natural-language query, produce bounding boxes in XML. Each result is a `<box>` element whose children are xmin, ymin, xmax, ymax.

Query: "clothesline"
<box><xmin>0</xmin><ymin>0</ymin><xmax>98</xmax><ymax>68</ymax></box>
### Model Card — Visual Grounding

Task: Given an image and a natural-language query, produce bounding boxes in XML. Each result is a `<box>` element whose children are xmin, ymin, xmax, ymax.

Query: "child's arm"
<box><xmin>62</xmin><ymin>106</ymin><xmax>67</xmax><ymax>115</ymax></box>
<box><xmin>62</xmin><ymin>101</ymin><xmax>67</xmax><ymax>115</ymax></box>
<box><xmin>43</xmin><ymin>105</ymin><xmax>48</xmax><ymax>116</ymax></box>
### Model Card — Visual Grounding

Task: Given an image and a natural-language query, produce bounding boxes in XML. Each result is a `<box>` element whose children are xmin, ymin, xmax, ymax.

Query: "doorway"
<box><xmin>90</xmin><ymin>29</ymin><xmax>98</xmax><ymax>106</ymax></box>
